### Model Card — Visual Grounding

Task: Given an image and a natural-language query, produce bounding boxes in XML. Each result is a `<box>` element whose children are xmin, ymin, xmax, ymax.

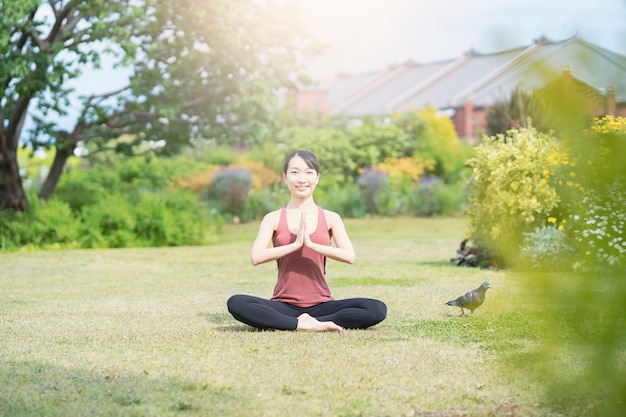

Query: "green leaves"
<box><xmin>466</xmin><ymin>125</ymin><xmax>562</xmax><ymax>265</ymax></box>
<box><xmin>2</xmin><ymin>0</ymin><xmax>318</xmax><ymax>211</ymax></box>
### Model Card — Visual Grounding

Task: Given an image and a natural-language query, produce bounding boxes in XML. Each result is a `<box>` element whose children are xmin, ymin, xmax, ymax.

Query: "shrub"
<box><xmin>209</xmin><ymin>167</ymin><xmax>253</xmax><ymax>219</ymax></box>
<box><xmin>317</xmin><ymin>183</ymin><xmax>367</xmax><ymax>218</ymax></box>
<box><xmin>7</xmin><ymin>153</ymin><xmax>221</xmax><ymax>250</ymax></box>
<box><xmin>158</xmin><ymin>188</ymin><xmax>217</xmax><ymax>246</ymax></box>
<box><xmin>394</xmin><ymin>107</ymin><xmax>467</xmax><ymax>181</ymax></box>
<box><xmin>567</xmin><ymin>178</ymin><xmax>626</xmax><ymax>272</ymax></box>
<box><xmin>409</xmin><ymin>176</ymin><xmax>466</xmax><ymax>217</ymax></box>
<box><xmin>173</xmin><ymin>167</ymin><xmax>219</xmax><ymax>197</ymax></box>
<box><xmin>555</xmin><ymin>116</ymin><xmax>626</xmax><ymax>272</ymax></box>
<box><xmin>79</xmin><ymin>189</ymin><xmax>213</xmax><ymax>249</ymax></box>
<box><xmin>520</xmin><ymin>225</ymin><xmax>575</xmax><ymax>271</ymax></box>
<box><xmin>80</xmin><ymin>193</ymin><xmax>138</xmax><ymax>248</ymax></box>
<box><xmin>237</xmin><ymin>159</ymin><xmax>281</xmax><ymax>190</ymax></box>
<box><xmin>0</xmin><ymin>196</ymin><xmax>81</xmax><ymax>250</ymax></box>
<box><xmin>374</xmin><ymin>156</ymin><xmax>434</xmax><ymax>193</ymax></box>
<box><xmin>279</xmin><ymin>122</ymin><xmax>410</xmax><ymax>187</ymax></box>
<box><xmin>356</xmin><ymin>168</ymin><xmax>390</xmax><ymax>215</ymax></box>
<box><xmin>133</xmin><ymin>189</ymin><xmax>213</xmax><ymax>247</ymax></box>
<box><xmin>242</xmin><ymin>186</ymin><xmax>287</xmax><ymax>222</ymax></box>
<box><xmin>465</xmin><ymin>125</ymin><xmax>562</xmax><ymax>266</ymax></box>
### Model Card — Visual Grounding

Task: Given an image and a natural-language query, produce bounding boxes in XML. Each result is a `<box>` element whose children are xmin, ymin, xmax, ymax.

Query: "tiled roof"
<box><xmin>457</xmin><ymin>37</ymin><xmax>626</xmax><ymax>106</ymax></box>
<box><xmin>393</xmin><ymin>46</ymin><xmax>528</xmax><ymax>111</ymax></box>
<box><xmin>339</xmin><ymin>60</ymin><xmax>452</xmax><ymax>115</ymax></box>
<box><xmin>321</xmin><ymin>36</ymin><xmax>626</xmax><ymax>115</ymax></box>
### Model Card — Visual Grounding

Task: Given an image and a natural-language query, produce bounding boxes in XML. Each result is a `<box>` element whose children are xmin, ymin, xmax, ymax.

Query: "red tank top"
<box><xmin>270</xmin><ymin>206</ymin><xmax>334</xmax><ymax>307</ymax></box>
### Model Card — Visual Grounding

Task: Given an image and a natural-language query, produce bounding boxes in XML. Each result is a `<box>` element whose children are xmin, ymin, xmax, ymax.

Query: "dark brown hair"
<box><xmin>282</xmin><ymin>150</ymin><xmax>320</xmax><ymax>174</ymax></box>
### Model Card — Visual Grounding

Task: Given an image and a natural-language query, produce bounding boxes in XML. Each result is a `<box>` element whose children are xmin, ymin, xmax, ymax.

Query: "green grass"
<box><xmin>0</xmin><ymin>216</ymin><xmax>594</xmax><ymax>416</ymax></box>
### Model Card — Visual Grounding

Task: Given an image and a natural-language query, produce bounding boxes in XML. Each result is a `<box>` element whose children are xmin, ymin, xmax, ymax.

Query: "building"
<box><xmin>295</xmin><ymin>36</ymin><xmax>626</xmax><ymax>140</ymax></box>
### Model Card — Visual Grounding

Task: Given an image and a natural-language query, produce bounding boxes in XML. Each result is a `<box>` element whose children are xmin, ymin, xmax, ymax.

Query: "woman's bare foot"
<box><xmin>296</xmin><ymin>313</ymin><xmax>343</xmax><ymax>332</ymax></box>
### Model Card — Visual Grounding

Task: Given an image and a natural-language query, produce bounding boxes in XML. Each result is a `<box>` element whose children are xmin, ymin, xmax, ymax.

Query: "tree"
<box><xmin>485</xmin><ymin>85</ymin><xmax>555</xmax><ymax>136</ymax></box>
<box><xmin>1</xmin><ymin>0</ymin><xmax>315</xmax><ymax>211</ymax></box>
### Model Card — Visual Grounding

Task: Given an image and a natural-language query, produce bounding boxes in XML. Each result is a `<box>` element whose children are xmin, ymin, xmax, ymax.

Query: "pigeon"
<box><xmin>446</xmin><ymin>282</ymin><xmax>491</xmax><ymax>316</ymax></box>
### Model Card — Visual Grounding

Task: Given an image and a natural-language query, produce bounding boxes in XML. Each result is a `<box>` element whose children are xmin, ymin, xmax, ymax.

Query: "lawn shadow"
<box><xmin>199</xmin><ymin>311</ymin><xmax>260</xmax><ymax>332</ymax></box>
<box><xmin>216</xmin><ymin>324</ymin><xmax>261</xmax><ymax>332</ymax></box>
<box><xmin>417</xmin><ymin>260</ymin><xmax>457</xmax><ymax>267</ymax></box>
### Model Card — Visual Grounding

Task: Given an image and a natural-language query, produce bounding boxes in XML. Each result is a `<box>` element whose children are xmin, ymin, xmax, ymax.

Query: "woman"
<box><xmin>227</xmin><ymin>150</ymin><xmax>387</xmax><ymax>332</ymax></box>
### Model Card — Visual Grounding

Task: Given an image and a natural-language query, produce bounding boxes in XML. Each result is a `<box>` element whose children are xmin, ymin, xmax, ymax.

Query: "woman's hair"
<box><xmin>282</xmin><ymin>150</ymin><xmax>320</xmax><ymax>174</ymax></box>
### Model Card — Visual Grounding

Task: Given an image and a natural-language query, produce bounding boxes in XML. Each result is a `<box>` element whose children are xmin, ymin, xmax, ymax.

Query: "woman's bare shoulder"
<box><xmin>261</xmin><ymin>208</ymin><xmax>282</xmax><ymax>226</ymax></box>
<box><xmin>322</xmin><ymin>208</ymin><xmax>343</xmax><ymax>225</ymax></box>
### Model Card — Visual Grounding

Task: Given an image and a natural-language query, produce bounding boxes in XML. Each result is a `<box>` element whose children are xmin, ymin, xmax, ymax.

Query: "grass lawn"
<box><xmin>0</xmin><ymin>216</ymin><xmax>577</xmax><ymax>416</ymax></box>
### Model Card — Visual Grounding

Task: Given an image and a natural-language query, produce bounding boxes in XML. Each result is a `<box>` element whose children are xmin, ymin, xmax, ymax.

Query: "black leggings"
<box><xmin>227</xmin><ymin>294</ymin><xmax>387</xmax><ymax>330</ymax></box>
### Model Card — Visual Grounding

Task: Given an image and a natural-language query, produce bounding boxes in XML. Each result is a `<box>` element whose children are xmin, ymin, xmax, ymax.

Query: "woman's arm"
<box><xmin>250</xmin><ymin>211</ymin><xmax>302</xmax><ymax>266</ymax></box>
<box><xmin>304</xmin><ymin>210</ymin><xmax>355</xmax><ymax>264</ymax></box>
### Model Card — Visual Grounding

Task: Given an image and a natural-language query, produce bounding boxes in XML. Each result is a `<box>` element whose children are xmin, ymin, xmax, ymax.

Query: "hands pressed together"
<box><xmin>293</xmin><ymin>212</ymin><xmax>312</xmax><ymax>249</ymax></box>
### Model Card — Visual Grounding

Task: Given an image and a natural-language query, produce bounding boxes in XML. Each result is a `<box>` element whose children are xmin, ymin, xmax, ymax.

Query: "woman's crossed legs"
<box><xmin>227</xmin><ymin>294</ymin><xmax>387</xmax><ymax>331</ymax></box>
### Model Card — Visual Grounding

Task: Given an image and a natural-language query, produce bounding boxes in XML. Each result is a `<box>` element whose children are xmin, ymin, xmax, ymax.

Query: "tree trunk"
<box><xmin>0</xmin><ymin>130</ymin><xmax>28</xmax><ymax>211</ymax></box>
<box><xmin>39</xmin><ymin>143</ymin><xmax>76</xmax><ymax>200</ymax></box>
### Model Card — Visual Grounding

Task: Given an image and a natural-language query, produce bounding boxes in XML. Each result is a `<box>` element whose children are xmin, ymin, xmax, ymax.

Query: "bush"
<box><xmin>465</xmin><ymin>125</ymin><xmax>562</xmax><ymax>265</ymax></box>
<box><xmin>554</xmin><ymin>116</ymin><xmax>626</xmax><ymax>272</ymax></box>
<box><xmin>80</xmin><ymin>194</ymin><xmax>139</xmax><ymax>248</ymax></box>
<box><xmin>317</xmin><ymin>183</ymin><xmax>367</xmax><ymax>218</ymax></box>
<box><xmin>79</xmin><ymin>189</ymin><xmax>214</xmax><ymax>249</ymax></box>
<box><xmin>0</xmin><ymin>196</ymin><xmax>82</xmax><ymax>250</ymax></box>
<box><xmin>567</xmin><ymin>178</ymin><xmax>626</xmax><ymax>272</ymax></box>
<box><xmin>134</xmin><ymin>189</ymin><xmax>214</xmax><ymax>247</ymax></box>
<box><xmin>208</xmin><ymin>167</ymin><xmax>253</xmax><ymax>220</ymax></box>
<box><xmin>410</xmin><ymin>176</ymin><xmax>466</xmax><ymax>216</ymax></box>
<box><xmin>242</xmin><ymin>186</ymin><xmax>287</xmax><ymax>222</ymax></box>
<box><xmin>356</xmin><ymin>168</ymin><xmax>390</xmax><ymax>215</ymax></box>
<box><xmin>279</xmin><ymin>122</ymin><xmax>410</xmax><ymax>188</ymax></box>
<box><xmin>394</xmin><ymin>107</ymin><xmax>469</xmax><ymax>181</ymax></box>
<box><xmin>520</xmin><ymin>225</ymin><xmax>575</xmax><ymax>271</ymax></box>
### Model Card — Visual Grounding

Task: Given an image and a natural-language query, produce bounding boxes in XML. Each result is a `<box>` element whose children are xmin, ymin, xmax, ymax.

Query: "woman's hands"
<box><xmin>294</xmin><ymin>211</ymin><xmax>311</xmax><ymax>249</ymax></box>
<box><xmin>250</xmin><ymin>208</ymin><xmax>355</xmax><ymax>266</ymax></box>
<box><xmin>296</xmin><ymin>211</ymin><xmax>354</xmax><ymax>264</ymax></box>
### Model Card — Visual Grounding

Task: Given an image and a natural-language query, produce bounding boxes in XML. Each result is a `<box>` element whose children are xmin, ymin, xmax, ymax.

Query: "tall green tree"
<box><xmin>1</xmin><ymin>0</ymin><xmax>315</xmax><ymax>211</ymax></box>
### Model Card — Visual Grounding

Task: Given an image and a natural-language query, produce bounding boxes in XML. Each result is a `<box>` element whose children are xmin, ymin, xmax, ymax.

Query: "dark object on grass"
<box><xmin>446</xmin><ymin>282</ymin><xmax>491</xmax><ymax>316</ymax></box>
<box><xmin>450</xmin><ymin>239</ymin><xmax>498</xmax><ymax>269</ymax></box>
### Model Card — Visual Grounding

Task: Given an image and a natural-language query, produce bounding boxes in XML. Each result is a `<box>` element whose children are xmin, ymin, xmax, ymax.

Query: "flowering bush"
<box><xmin>210</xmin><ymin>167</ymin><xmax>253</xmax><ymax>219</ymax></box>
<box><xmin>373</xmin><ymin>156</ymin><xmax>434</xmax><ymax>195</ymax></box>
<box><xmin>567</xmin><ymin>178</ymin><xmax>626</xmax><ymax>271</ymax></box>
<box><xmin>465</xmin><ymin>125</ymin><xmax>562</xmax><ymax>265</ymax></box>
<box><xmin>237</xmin><ymin>160</ymin><xmax>281</xmax><ymax>190</ymax></box>
<box><xmin>553</xmin><ymin>116</ymin><xmax>626</xmax><ymax>272</ymax></box>
<box><xmin>410</xmin><ymin>176</ymin><xmax>466</xmax><ymax>217</ymax></box>
<box><xmin>520</xmin><ymin>225</ymin><xmax>575</xmax><ymax>271</ymax></box>
<box><xmin>356</xmin><ymin>168</ymin><xmax>390</xmax><ymax>214</ymax></box>
<box><xmin>508</xmin><ymin>116</ymin><xmax>625</xmax><ymax>272</ymax></box>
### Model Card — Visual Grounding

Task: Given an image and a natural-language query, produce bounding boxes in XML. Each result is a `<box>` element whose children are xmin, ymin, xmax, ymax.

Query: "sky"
<box><xmin>296</xmin><ymin>0</ymin><xmax>626</xmax><ymax>80</ymax></box>
<box><xmin>38</xmin><ymin>0</ymin><xmax>626</xmax><ymax>130</ymax></box>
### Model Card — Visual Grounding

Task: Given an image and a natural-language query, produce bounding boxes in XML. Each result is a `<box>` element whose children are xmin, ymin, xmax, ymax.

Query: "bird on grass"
<box><xmin>446</xmin><ymin>282</ymin><xmax>491</xmax><ymax>316</ymax></box>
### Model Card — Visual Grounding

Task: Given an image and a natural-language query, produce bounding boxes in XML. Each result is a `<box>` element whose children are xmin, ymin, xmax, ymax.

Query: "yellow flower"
<box><xmin>548</xmin><ymin>217</ymin><xmax>557</xmax><ymax>223</ymax></box>
<box><xmin>558</xmin><ymin>225</ymin><xmax>564</xmax><ymax>231</ymax></box>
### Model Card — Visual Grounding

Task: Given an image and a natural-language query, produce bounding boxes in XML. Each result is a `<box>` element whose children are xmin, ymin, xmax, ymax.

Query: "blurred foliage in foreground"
<box><xmin>536</xmin><ymin>114</ymin><xmax>625</xmax><ymax>417</ymax></box>
<box><xmin>467</xmin><ymin>85</ymin><xmax>625</xmax><ymax>414</ymax></box>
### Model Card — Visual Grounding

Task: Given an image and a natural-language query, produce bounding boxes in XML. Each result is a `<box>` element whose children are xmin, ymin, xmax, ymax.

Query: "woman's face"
<box><xmin>283</xmin><ymin>155</ymin><xmax>319</xmax><ymax>198</ymax></box>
